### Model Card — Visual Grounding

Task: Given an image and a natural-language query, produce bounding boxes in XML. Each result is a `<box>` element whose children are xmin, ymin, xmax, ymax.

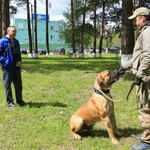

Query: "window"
<box><xmin>18</xmin><ymin>23</ymin><xmax>23</xmax><ymax>29</ymax></box>
<box><xmin>51</xmin><ymin>26</ymin><xmax>55</xmax><ymax>31</ymax></box>
<box><xmin>58</xmin><ymin>35</ymin><xmax>63</xmax><ymax>41</ymax></box>
<box><xmin>50</xmin><ymin>35</ymin><xmax>55</xmax><ymax>40</ymax></box>
<box><xmin>58</xmin><ymin>26</ymin><xmax>62</xmax><ymax>31</ymax></box>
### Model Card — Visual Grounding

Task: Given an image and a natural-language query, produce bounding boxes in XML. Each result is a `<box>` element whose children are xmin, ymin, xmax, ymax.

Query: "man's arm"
<box><xmin>136</xmin><ymin>31</ymin><xmax>150</xmax><ymax>78</ymax></box>
<box><xmin>0</xmin><ymin>40</ymin><xmax>6</xmax><ymax>64</ymax></box>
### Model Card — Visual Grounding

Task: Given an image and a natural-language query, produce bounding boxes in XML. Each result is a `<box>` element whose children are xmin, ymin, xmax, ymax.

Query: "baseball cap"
<box><xmin>128</xmin><ymin>7</ymin><xmax>150</xmax><ymax>19</ymax></box>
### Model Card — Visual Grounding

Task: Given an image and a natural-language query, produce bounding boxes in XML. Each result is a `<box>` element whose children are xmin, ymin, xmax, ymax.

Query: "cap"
<box><xmin>128</xmin><ymin>7</ymin><xmax>150</xmax><ymax>19</ymax></box>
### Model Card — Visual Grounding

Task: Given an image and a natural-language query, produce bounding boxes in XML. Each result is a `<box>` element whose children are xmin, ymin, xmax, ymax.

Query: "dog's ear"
<box><xmin>98</xmin><ymin>76</ymin><xmax>105</xmax><ymax>86</ymax></box>
<box><xmin>95</xmin><ymin>74</ymin><xmax>104</xmax><ymax>86</ymax></box>
<box><xmin>95</xmin><ymin>71</ymin><xmax>110</xmax><ymax>87</ymax></box>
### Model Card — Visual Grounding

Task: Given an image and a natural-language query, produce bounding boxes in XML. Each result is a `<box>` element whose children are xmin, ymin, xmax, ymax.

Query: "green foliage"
<box><xmin>0</xmin><ymin>54</ymin><xmax>142</xmax><ymax>150</ymax></box>
<box><xmin>65</xmin><ymin>50</ymin><xmax>72</xmax><ymax>58</ymax></box>
<box><xmin>62</xmin><ymin>0</ymin><xmax>95</xmax><ymax>49</ymax></box>
<box><xmin>62</xmin><ymin>0</ymin><xmax>122</xmax><ymax>50</ymax></box>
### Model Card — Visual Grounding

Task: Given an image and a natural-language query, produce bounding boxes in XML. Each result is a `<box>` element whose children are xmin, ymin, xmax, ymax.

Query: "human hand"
<box><xmin>134</xmin><ymin>76</ymin><xmax>142</xmax><ymax>86</ymax></box>
<box><xmin>142</xmin><ymin>76</ymin><xmax>150</xmax><ymax>82</ymax></box>
<box><xmin>118</xmin><ymin>67</ymin><xmax>125</xmax><ymax>75</ymax></box>
<box><xmin>16</xmin><ymin>61</ymin><xmax>22</xmax><ymax>67</ymax></box>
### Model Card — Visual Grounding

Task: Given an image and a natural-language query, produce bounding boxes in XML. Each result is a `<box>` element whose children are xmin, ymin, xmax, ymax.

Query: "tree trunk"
<box><xmin>80</xmin><ymin>0</ymin><xmax>86</xmax><ymax>58</ymax></box>
<box><xmin>71</xmin><ymin>0</ymin><xmax>76</xmax><ymax>58</ymax></box>
<box><xmin>31</xmin><ymin>4</ymin><xmax>34</xmax><ymax>51</ymax></box>
<box><xmin>93</xmin><ymin>0</ymin><xmax>97</xmax><ymax>58</ymax></box>
<box><xmin>46</xmin><ymin>0</ymin><xmax>50</xmax><ymax>57</ymax></box>
<box><xmin>121</xmin><ymin>0</ymin><xmax>134</xmax><ymax>65</ymax></box>
<box><xmin>33</xmin><ymin>0</ymin><xmax>38</xmax><ymax>58</ymax></box>
<box><xmin>27</xmin><ymin>0</ymin><xmax>33</xmax><ymax>57</ymax></box>
<box><xmin>2</xmin><ymin>0</ymin><xmax>10</xmax><ymax>36</ymax></box>
<box><xmin>98</xmin><ymin>1</ymin><xmax>105</xmax><ymax>58</ymax></box>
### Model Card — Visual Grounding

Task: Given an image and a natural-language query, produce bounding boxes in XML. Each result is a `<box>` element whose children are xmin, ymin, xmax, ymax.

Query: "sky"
<box><xmin>12</xmin><ymin>0</ymin><xmax>70</xmax><ymax>21</ymax></box>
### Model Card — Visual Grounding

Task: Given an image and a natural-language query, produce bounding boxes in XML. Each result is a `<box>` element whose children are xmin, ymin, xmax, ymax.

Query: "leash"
<box><xmin>125</xmin><ymin>83</ymin><xmax>135</xmax><ymax>101</ymax></box>
<box><xmin>124</xmin><ymin>83</ymin><xmax>141</xmax><ymax>110</ymax></box>
<box><xmin>94</xmin><ymin>82</ymin><xmax>136</xmax><ymax>103</ymax></box>
<box><xmin>94</xmin><ymin>88</ymin><xmax>121</xmax><ymax>103</ymax></box>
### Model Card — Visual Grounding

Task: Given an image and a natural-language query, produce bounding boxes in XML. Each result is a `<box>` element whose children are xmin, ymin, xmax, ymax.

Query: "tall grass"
<box><xmin>0</xmin><ymin>54</ymin><xmax>142</xmax><ymax>150</ymax></box>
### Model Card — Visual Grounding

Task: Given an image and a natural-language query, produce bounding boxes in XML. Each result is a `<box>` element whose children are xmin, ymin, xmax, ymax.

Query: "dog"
<box><xmin>70</xmin><ymin>70</ymin><xmax>122</xmax><ymax>144</ymax></box>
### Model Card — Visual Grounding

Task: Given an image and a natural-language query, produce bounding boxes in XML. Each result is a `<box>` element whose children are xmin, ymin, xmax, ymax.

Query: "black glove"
<box><xmin>134</xmin><ymin>76</ymin><xmax>142</xmax><ymax>86</ymax></box>
<box><xmin>118</xmin><ymin>67</ymin><xmax>125</xmax><ymax>75</ymax></box>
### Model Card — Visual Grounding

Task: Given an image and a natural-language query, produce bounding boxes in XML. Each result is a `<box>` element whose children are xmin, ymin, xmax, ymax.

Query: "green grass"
<box><xmin>0</xmin><ymin>54</ymin><xmax>142</xmax><ymax>150</ymax></box>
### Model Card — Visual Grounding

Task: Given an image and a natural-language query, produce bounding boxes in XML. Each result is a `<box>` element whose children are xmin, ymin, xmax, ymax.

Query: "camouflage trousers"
<box><xmin>136</xmin><ymin>82</ymin><xmax>150</xmax><ymax>143</ymax></box>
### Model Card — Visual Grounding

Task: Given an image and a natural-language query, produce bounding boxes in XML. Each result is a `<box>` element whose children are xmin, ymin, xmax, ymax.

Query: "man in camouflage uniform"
<box><xmin>118</xmin><ymin>7</ymin><xmax>150</xmax><ymax>150</ymax></box>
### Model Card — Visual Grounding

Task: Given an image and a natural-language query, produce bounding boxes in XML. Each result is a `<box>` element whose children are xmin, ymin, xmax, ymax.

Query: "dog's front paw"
<box><xmin>111</xmin><ymin>138</ymin><xmax>119</xmax><ymax>144</ymax></box>
<box><xmin>74</xmin><ymin>135</ymin><xmax>82</xmax><ymax>140</ymax></box>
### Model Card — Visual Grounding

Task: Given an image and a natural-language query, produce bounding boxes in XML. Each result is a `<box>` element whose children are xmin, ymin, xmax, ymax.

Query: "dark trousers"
<box><xmin>2</xmin><ymin>67</ymin><xmax>23</xmax><ymax>104</ymax></box>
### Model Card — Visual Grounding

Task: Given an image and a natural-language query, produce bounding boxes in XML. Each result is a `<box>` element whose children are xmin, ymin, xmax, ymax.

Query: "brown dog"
<box><xmin>70</xmin><ymin>70</ymin><xmax>122</xmax><ymax>144</ymax></box>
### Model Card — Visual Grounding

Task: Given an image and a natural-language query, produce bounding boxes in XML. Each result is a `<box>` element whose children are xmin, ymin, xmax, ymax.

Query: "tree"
<box><xmin>121</xmin><ymin>0</ymin><xmax>134</xmax><ymax>65</ymax></box>
<box><xmin>88</xmin><ymin>0</ymin><xmax>120</xmax><ymax>58</ymax></box>
<box><xmin>138</xmin><ymin>0</ymin><xmax>150</xmax><ymax>8</ymax></box>
<box><xmin>98</xmin><ymin>0</ymin><xmax>105</xmax><ymax>58</ymax></box>
<box><xmin>71</xmin><ymin>0</ymin><xmax>76</xmax><ymax>58</ymax></box>
<box><xmin>39</xmin><ymin>0</ymin><xmax>51</xmax><ymax>57</ymax></box>
<box><xmin>26</xmin><ymin>0</ymin><xmax>33</xmax><ymax>57</ymax></box>
<box><xmin>63</xmin><ymin>0</ymin><xmax>122</xmax><ymax>59</ymax></box>
<box><xmin>63</xmin><ymin>0</ymin><xmax>94</xmax><ymax>56</ymax></box>
<box><xmin>91</xmin><ymin>0</ymin><xmax>97</xmax><ymax>58</ymax></box>
<box><xmin>87</xmin><ymin>0</ymin><xmax>99</xmax><ymax>58</ymax></box>
<box><xmin>80</xmin><ymin>0</ymin><xmax>87</xmax><ymax>58</ymax></box>
<box><xmin>33</xmin><ymin>0</ymin><xmax>38</xmax><ymax>58</ymax></box>
<box><xmin>2</xmin><ymin>0</ymin><xmax>10</xmax><ymax>36</ymax></box>
<box><xmin>45</xmin><ymin>0</ymin><xmax>51</xmax><ymax>57</ymax></box>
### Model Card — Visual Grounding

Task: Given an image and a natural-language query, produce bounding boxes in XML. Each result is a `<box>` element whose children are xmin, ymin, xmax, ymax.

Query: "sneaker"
<box><xmin>132</xmin><ymin>142</ymin><xmax>150</xmax><ymax>150</ymax></box>
<box><xmin>17</xmin><ymin>100</ymin><xmax>26</xmax><ymax>106</ymax></box>
<box><xmin>8</xmin><ymin>102</ymin><xmax>16</xmax><ymax>107</ymax></box>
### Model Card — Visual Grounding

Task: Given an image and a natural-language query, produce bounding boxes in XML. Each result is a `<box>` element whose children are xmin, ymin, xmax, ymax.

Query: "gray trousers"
<box><xmin>2</xmin><ymin>67</ymin><xmax>23</xmax><ymax>104</ymax></box>
<box><xmin>136</xmin><ymin>82</ymin><xmax>150</xmax><ymax>143</ymax></box>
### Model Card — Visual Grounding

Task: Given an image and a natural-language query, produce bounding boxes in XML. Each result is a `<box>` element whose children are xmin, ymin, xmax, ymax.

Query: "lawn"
<box><xmin>0</xmin><ymin>54</ymin><xmax>142</xmax><ymax>150</ymax></box>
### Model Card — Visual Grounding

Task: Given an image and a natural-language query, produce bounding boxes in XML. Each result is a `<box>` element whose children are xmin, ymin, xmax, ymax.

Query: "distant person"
<box><xmin>118</xmin><ymin>7</ymin><xmax>150</xmax><ymax>150</ymax></box>
<box><xmin>0</xmin><ymin>26</ymin><xmax>26</xmax><ymax>107</ymax></box>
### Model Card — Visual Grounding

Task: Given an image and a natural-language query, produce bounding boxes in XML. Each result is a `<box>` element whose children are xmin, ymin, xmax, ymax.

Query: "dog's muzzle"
<box><xmin>110</xmin><ymin>70</ymin><xmax>120</xmax><ymax>83</ymax></box>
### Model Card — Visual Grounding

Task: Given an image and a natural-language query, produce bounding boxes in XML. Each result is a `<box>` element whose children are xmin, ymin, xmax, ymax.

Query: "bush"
<box><xmin>66</xmin><ymin>50</ymin><xmax>72</xmax><ymax>58</ymax></box>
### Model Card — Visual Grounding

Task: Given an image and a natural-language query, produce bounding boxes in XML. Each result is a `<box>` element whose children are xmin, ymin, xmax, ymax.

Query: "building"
<box><xmin>13</xmin><ymin>18</ymin><xmax>70</xmax><ymax>51</ymax></box>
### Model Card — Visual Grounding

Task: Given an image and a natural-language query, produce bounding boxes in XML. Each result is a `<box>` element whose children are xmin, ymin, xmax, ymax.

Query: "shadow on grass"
<box><xmin>119</xmin><ymin>127</ymin><xmax>143</xmax><ymax>138</ymax></box>
<box><xmin>77</xmin><ymin>127</ymin><xmax>142</xmax><ymax>139</ymax></box>
<box><xmin>22</xmin><ymin>56</ymin><xmax>136</xmax><ymax>82</ymax></box>
<box><xmin>26</xmin><ymin>101</ymin><xmax>67</xmax><ymax>108</ymax></box>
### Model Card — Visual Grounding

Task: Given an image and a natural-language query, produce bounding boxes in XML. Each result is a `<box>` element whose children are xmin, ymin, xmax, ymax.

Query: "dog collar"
<box><xmin>93</xmin><ymin>88</ymin><xmax>110</xmax><ymax>95</ymax></box>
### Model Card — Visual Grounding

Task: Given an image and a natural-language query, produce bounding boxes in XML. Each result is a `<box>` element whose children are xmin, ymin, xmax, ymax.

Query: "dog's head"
<box><xmin>94</xmin><ymin>70</ymin><xmax>119</xmax><ymax>90</ymax></box>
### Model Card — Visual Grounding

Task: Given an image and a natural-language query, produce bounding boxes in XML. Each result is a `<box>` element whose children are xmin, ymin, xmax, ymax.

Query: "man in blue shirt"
<box><xmin>0</xmin><ymin>26</ymin><xmax>26</xmax><ymax>107</ymax></box>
